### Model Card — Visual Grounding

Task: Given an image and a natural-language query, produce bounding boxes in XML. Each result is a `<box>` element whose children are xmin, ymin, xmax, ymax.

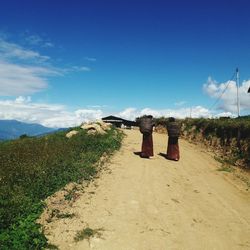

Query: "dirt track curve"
<box><xmin>41</xmin><ymin>129</ymin><xmax>250</xmax><ymax>250</ymax></box>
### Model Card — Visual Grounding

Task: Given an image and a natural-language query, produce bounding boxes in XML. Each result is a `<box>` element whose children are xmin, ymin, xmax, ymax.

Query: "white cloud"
<box><xmin>71</xmin><ymin>66</ymin><xmax>91</xmax><ymax>72</ymax></box>
<box><xmin>203</xmin><ymin>77</ymin><xmax>250</xmax><ymax>113</ymax></box>
<box><xmin>25</xmin><ymin>35</ymin><xmax>43</xmax><ymax>45</ymax></box>
<box><xmin>75</xmin><ymin>109</ymin><xmax>103</xmax><ymax>120</ymax></box>
<box><xmin>85</xmin><ymin>57</ymin><xmax>96</xmax><ymax>62</ymax></box>
<box><xmin>118</xmin><ymin>108</ymin><xmax>138</xmax><ymax>120</ymax></box>
<box><xmin>87</xmin><ymin>105</ymin><xmax>108</xmax><ymax>108</ymax></box>
<box><xmin>0</xmin><ymin>61</ymin><xmax>60</xmax><ymax>95</ymax></box>
<box><xmin>0</xmin><ymin>38</ymin><xmax>50</xmax><ymax>62</ymax></box>
<box><xmin>59</xmin><ymin>65</ymin><xmax>91</xmax><ymax>74</ymax></box>
<box><xmin>0</xmin><ymin>96</ymin><xmax>239</xmax><ymax>128</ymax></box>
<box><xmin>0</xmin><ymin>37</ymin><xmax>90</xmax><ymax>96</ymax></box>
<box><xmin>174</xmin><ymin>101</ymin><xmax>186</xmax><ymax>106</ymax></box>
<box><xmin>0</xmin><ymin>38</ymin><xmax>55</xmax><ymax>96</ymax></box>
<box><xmin>0</xmin><ymin>96</ymin><xmax>103</xmax><ymax>128</ymax></box>
<box><xmin>24</xmin><ymin>34</ymin><xmax>54</xmax><ymax>48</ymax></box>
<box><xmin>15</xmin><ymin>96</ymin><xmax>31</xmax><ymax>104</ymax></box>
<box><xmin>117</xmin><ymin>106</ymin><xmax>212</xmax><ymax>120</ymax></box>
<box><xmin>43</xmin><ymin>42</ymin><xmax>54</xmax><ymax>48</ymax></box>
<box><xmin>214</xmin><ymin>111</ymin><xmax>235</xmax><ymax>118</ymax></box>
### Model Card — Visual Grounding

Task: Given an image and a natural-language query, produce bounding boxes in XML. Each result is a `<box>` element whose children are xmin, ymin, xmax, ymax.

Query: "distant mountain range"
<box><xmin>0</xmin><ymin>120</ymin><xmax>57</xmax><ymax>140</ymax></box>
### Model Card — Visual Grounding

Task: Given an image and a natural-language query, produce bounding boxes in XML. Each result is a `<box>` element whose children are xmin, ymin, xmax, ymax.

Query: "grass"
<box><xmin>46</xmin><ymin>243</ymin><xmax>59</xmax><ymax>250</ymax></box>
<box><xmin>56</xmin><ymin>213</ymin><xmax>76</xmax><ymax>219</ymax></box>
<box><xmin>181</xmin><ymin>117</ymin><xmax>250</xmax><ymax>169</ymax></box>
<box><xmin>217</xmin><ymin>165</ymin><xmax>234</xmax><ymax>173</ymax></box>
<box><xmin>64</xmin><ymin>187</ymin><xmax>78</xmax><ymax>201</ymax></box>
<box><xmin>215</xmin><ymin>155</ymin><xmax>250</xmax><ymax>189</ymax></box>
<box><xmin>214</xmin><ymin>156</ymin><xmax>235</xmax><ymax>172</ymax></box>
<box><xmin>214</xmin><ymin>156</ymin><xmax>224</xmax><ymax>164</ymax></box>
<box><xmin>74</xmin><ymin>227</ymin><xmax>103</xmax><ymax>242</ymax></box>
<box><xmin>0</xmin><ymin>126</ymin><xmax>123</xmax><ymax>249</ymax></box>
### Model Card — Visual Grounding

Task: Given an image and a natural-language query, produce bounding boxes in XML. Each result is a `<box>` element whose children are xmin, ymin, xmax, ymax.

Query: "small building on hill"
<box><xmin>102</xmin><ymin>115</ymin><xmax>137</xmax><ymax>128</ymax></box>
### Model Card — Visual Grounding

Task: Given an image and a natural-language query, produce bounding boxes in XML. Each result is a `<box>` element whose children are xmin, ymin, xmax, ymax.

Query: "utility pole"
<box><xmin>236</xmin><ymin>68</ymin><xmax>240</xmax><ymax>117</ymax></box>
<box><xmin>190</xmin><ymin>107</ymin><xmax>192</xmax><ymax>118</ymax></box>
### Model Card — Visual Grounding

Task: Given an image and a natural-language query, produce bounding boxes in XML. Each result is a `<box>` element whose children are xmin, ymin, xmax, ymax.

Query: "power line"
<box><xmin>208</xmin><ymin>71</ymin><xmax>237</xmax><ymax>112</ymax></box>
<box><xmin>236</xmin><ymin>68</ymin><xmax>240</xmax><ymax>117</ymax></box>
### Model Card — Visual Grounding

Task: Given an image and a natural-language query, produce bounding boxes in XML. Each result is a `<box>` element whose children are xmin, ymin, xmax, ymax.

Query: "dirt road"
<box><xmin>41</xmin><ymin>129</ymin><xmax>250</xmax><ymax>250</ymax></box>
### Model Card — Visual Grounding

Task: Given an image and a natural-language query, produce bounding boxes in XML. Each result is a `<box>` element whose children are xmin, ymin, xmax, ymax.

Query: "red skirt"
<box><xmin>141</xmin><ymin>133</ymin><xmax>154</xmax><ymax>157</ymax></box>
<box><xmin>167</xmin><ymin>137</ymin><xmax>180</xmax><ymax>161</ymax></box>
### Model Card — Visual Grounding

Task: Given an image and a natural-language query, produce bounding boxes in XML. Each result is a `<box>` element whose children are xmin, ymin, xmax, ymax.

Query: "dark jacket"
<box><xmin>167</xmin><ymin>122</ymin><xmax>180</xmax><ymax>137</ymax></box>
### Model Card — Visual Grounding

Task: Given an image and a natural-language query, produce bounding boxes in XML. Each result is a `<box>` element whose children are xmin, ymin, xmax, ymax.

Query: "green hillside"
<box><xmin>0</xmin><ymin>126</ymin><xmax>123</xmax><ymax>249</ymax></box>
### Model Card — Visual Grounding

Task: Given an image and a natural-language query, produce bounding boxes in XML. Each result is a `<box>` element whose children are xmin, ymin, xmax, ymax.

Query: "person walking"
<box><xmin>139</xmin><ymin>115</ymin><xmax>155</xmax><ymax>158</ymax></box>
<box><xmin>166</xmin><ymin>117</ymin><xmax>180</xmax><ymax>161</ymax></box>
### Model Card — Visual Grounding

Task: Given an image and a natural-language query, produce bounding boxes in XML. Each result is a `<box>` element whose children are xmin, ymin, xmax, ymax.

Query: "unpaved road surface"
<box><xmin>41</xmin><ymin>130</ymin><xmax>250</xmax><ymax>250</ymax></box>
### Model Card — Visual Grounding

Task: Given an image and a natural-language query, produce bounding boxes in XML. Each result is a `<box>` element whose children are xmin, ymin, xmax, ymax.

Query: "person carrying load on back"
<box><xmin>139</xmin><ymin>115</ymin><xmax>155</xmax><ymax>158</ymax></box>
<box><xmin>166</xmin><ymin>117</ymin><xmax>180</xmax><ymax>161</ymax></box>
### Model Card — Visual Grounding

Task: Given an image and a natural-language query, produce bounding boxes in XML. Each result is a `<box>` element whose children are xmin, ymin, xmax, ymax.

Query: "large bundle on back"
<box><xmin>167</xmin><ymin>122</ymin><xmax>180</xmax><ymax>137</ymax></box>
<box><xmin>139</xmin><ymin>117</ymin><xmax>154</xmax><ymax>135</ymax></box>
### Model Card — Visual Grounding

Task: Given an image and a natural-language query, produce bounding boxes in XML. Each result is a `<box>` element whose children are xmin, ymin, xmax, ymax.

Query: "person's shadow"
<box><xmin>159</xmin><ymin>152</ymin><xmax>179</xmax><ymax>161</ymax></box>
<box><xmin>133</xmin><ymin>151</ymin><xmax>141</xmax><ymax>156</ymax></box>
<box><xmin>133</xmin><ymin>152</ymin><xmax>150</xmax><ymax>159</ymax></box>
<box><xmin>158</xmin><ymin>152</ymin><xmax>168</xmax><ymax>159</ymax></box>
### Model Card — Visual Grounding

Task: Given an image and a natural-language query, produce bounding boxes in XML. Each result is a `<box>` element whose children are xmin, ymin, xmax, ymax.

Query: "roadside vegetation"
<box><xmin>74</xmin><ymin>227</ymin><xmax>104</xmax><ymax>242</ymax></box>
<box><xmin>0</xmin><ymin>127</ymin><xmax>123</xmax><ymax>249</ymax></box>
<box><xmin>154</xmin><ymin>116</ymin><xmax>250</xmax><ymax>169</ymax></box>
<box><xmin>182</xmin><ymin>117</ymin><xmax>250</xmax><ymax>168</ymax></box>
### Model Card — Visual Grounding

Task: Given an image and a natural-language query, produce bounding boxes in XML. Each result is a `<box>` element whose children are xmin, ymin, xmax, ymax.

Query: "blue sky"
<box><xmin>0</xmin><ymin>0</ymin><xmax>250</xmax><ymax>127</ymax></box>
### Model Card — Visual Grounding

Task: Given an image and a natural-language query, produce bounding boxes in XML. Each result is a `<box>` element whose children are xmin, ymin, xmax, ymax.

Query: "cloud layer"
<box><xmin>0</xmin><ymin>96</ymin><xmax>103</xmax><ymax>128</ymax></box>
<box><xmin>203</xmin><ymin>77</ymin><xmax>250</xmax><ymax>114</ymax></box>
<box><xmin>117</xmin><ymin>106</ymin><xmax>212</xmax><ymax>121</ymax></box>
<box><xmin>0</xmin><ymin>37</ymin><xmax>90</xmax><ymax>96</ymax></box>
<box><xmin>24</xmin><ymin>34</ymin><xmax>54</xmax><ymax>48</ymax></box>
<box><xmin>0</xmin><ymin>95</ymin><xmax>215</xmax><ymax>128</ymax></box>
<box><xmin>0</xmin><ymin>61</ymin><xmax>60</xmax><ymax>95</ymax></box>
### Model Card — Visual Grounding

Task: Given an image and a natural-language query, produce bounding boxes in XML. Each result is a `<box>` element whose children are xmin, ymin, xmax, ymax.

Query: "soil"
<box><xmin>39</xmin><ymin>129</ymin><xmax>250</xmax><ymax>250</ymax></box>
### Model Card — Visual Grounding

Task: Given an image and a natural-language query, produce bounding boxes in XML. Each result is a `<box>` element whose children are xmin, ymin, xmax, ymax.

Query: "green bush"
<box><xmin>182</xmin><ymin>117</ymin><xmax>250</xmax><ymax>167</ymax></box>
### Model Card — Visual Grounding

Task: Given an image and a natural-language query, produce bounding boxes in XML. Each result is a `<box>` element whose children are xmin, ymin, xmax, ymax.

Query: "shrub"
<box><xmin>181</xmin><ymin>117</ymin><xmax>250</xmax><ymax>168</ymax></box>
